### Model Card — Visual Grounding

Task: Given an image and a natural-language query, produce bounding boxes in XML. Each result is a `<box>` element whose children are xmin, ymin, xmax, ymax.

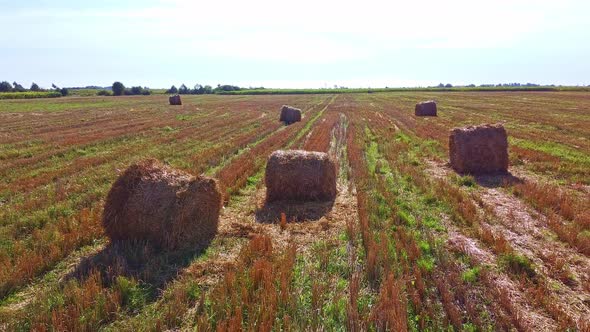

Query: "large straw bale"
<box><xmin>279</xmin><ymin>105</ymin><xmax>302</xmax><ymax>124</ymax></box>
<box><xmin>265</xmin><ymin>150</ymin><xmax>336</xmax><ymax>202</ymax></box>
<box><xmin>449</xmin><ymin>124</ymin><xmax>509</xmax><ymax>174</ymax></box>
<box><xmin>169</xmin><ymin>95</ymin><xmax>182</xmax><ymax>105</ymax></box>
<box><xmin>415</xmin><ymin>100</ymin><xmax>437</xmax><ymax>116</ymax></box>
<box><xmin>103</xmin><ymin>159</ymin><xmax>222</xmax><ymax>250</ymax></box>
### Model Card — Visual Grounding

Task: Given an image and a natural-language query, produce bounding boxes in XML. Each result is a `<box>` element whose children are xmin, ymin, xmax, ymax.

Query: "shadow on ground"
<box><xmin>64</xmin><ymin>239</ymin><xmax>212</xmax><ymax>290</ymax></box>
<box><xmin>473</xmin><ymin>171</ymin><xmax>524</xmax><ymax>188</ymax></box>
<box><xmin>255</xmin><ymin>199</ymin><xmax>335</xmax><ymax>223</ymax></box>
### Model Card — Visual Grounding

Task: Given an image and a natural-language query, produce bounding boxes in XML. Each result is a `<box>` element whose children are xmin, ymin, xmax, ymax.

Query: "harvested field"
<box><xmin>1</xmin><ymin>92</ymin><xmax>589</xmax><ymax>331</ymax></box>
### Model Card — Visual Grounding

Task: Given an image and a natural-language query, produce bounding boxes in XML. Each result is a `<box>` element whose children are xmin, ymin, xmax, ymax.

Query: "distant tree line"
<box><xmin>431</xmin><ymin>82</ymin><xmax>543</xmax><ymax>88</ymax></box>
<box><xmin>94</xmin><ymin>82</ymin><xmax>245</xmax><ymax>96</ymax></box>
<box><xmin>9</xmin><ymin>81</ymin><xmax>246</xmax><ymax>97</ymax></box>
<box><xmin>476</xmin><ymin>83</ymin><xmax>542</xmax><ymax>87</ymax></box>
<box><xmin>0</xmin><ymin>81</ymin><xmax>69</xmax><ymax>96</ymax></box>
<box><xmin>166</xmin><ymin>83</ymin><xmax>242</xmax><ymax>95</ymax></box>
<box><xmin>98</xmin><ymin>82</ymin><xmax>152</xmax><ymax>96</ymax></box>
<box><xmin>435</xmin><ymin>83</ymin><xmax>455</xmax><ymax>88</ymax></box>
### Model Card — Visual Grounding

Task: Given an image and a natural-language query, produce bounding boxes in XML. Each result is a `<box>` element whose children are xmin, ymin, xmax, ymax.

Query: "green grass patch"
<box><xmin>511</xmin><ymin>137</ymin><xmax>590</xmax><ymax>166</ymax></box>
<box><xmin>0</xmin><ymin>92</ymin><xmax>62</xmax><ymax>100</ymax></box>
<box><xmin>114</xmin><ymin>276</ymin><xmax>154</xmax><ymax>313</ymax></box>
<box><xmin>499</xmin><ymin>253</ymin><xmax>536</xmax><ymax>279</ymax></box>
<box><xmin>290</xmin><ymin>239</ymin><xmax>351</xmax><ymax>329</ymax></box>
<box><xmin>456</xmin><ymin>175</ymin><xmax>477</xmax><ymax>187</ymax></box>
<box><xmin>461</xmin><ymin>267</ymin><xmax>480</xmax><ymax>283</ymax></box>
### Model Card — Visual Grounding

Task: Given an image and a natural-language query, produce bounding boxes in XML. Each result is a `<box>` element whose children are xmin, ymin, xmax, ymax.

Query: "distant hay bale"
<box><xmin>449</xmin><ymin>123</ymin><xmax>509</xmax><ymax>174</ymax></box>
<box><xmin>279</xmin><ymin>105</ymin><xmax>302</xmax><ymax>124</ymax></box>
<box><xmin>415</xmin><ymin>100</ymin><xmax>437</xmax><ymax>116</ymax></box>
<box><xmin>102</xmin><ymin>159</ymin><xmax>222</xmax><ymax>250</ymax></box>
<box><xmin>265</xmin><ymin>150</ymin><xmax>336</xmax><ymax>202</ymax></box>
<box><xmin>169</xmin><ymin>95</ymin><xmax>182</xmax><ymax>105</ymax></box>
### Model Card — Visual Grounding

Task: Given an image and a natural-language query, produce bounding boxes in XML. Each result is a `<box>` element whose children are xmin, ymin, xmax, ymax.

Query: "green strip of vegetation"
<box><xmin>216</xmin><ymin>86</ymin><xmax>589</xmax><ymax>95</ymax></box>
<box><xmin>0</xmin><ymin>92</ymin><xmax>62</xmax><ymax>100</ymax></box>
<box><xmin>511</xmin><ymin>137</ymin><xmax>590</xmax><ymax>165</ymax></box>
<box><xmin>288</xmin><ymin>95</ymin><xmax>335</xmax><ymax>147</ymax></box>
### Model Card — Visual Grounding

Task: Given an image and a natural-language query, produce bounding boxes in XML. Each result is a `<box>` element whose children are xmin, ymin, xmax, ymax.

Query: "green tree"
<box><xmin>30</xmin><ymin>82</ymin><xmax>41</xmax><ymax>91</ymax></box>
<box><xmin>167</xmin><ymin>85</ymin><xmax>178</xmax><ymax>94</ymax></box>
<box><xmin>193</xmin><ymin>84</ymin><xmax>204</xmax><ymax>94</ymax></box>
<box><xmin>0</xmin><ymin>81</ymin><xmax>12</xmax><ymax>92</ymax></box>
<box><xmin>214</xmin><ymin>84</ymin><xmax>240</xmax><ymax>92</ymax></box>
<box><xmin>12</xmin><ymin>82</ymin><xmax>26</xmax><ymax>92</ymax></box>
<box><xmin>112</xmin><ymin>81</ymin><xmax>125</xmax><ymax>96</ymax></box>
<box><xmin>178</xmin><ymin>84</ymin><xmax>189</xmax><ymax>94</ymax></box>
<box><xmin>130</xmin><ymin>86</ymin><xmax>143</xmax><ymax>95</ymax></box>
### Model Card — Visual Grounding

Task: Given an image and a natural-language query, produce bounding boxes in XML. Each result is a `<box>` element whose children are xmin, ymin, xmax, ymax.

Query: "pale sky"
<box><xmin>2</xmin><ymin>0</ymin><xmax>589</xmax><ymax>88</ymax></box>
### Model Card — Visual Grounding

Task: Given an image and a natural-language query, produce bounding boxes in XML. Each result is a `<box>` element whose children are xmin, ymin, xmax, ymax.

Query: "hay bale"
<box><xmin>279</xmin><ymin>105</ymin><xmax>302</xmax><ymax>124</ymax></box>
<box><xmin>169</xmin><ymin>95</ymin><xmax>182</xmax><ymax>105</ymax></box>
<box><xmin>265</xmin><ymin>150</ymin><xmax>336</xmax><ymax>202</ymax></box>
<box><xmin>449</xmin><ymin>124</ymin><xmax>509</xmax><ymax>174</ymax></box>
<box><xmin>102</xmin><ymin>159</ymin><xmax>222</xmax><ymax>250</ymax></box>
<box><xmin>415</xmin><ymin>100</ymin><xmax>437</xmax><ymax>116</ymax></box>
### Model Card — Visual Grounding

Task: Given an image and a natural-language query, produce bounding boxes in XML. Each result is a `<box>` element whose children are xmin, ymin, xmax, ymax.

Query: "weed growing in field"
<box><xmin>457</xmin><ymin>175</ymin><xmax>477</xmax><ymax>187</ymax></box>
<box><xmin>461</xmin><ymin>267</ymin><xmax>480</xmax><ymax>283</ymax></box>
<box><xmin>500</xmin><ymin>253</ymin><xmax>536</xmax><ymax>279</ymax></box>
<box><xmin>114</xmin><ymin>276</ymin><xmax>152</xmax><ymax>312</ymax></box>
